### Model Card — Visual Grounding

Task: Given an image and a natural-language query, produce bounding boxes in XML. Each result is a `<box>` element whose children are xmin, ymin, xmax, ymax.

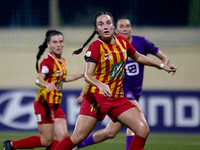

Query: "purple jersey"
<box><xmin>123</xmin><ymin>36</ymin><xmax>159</xmax><ymax>100</ymax></box>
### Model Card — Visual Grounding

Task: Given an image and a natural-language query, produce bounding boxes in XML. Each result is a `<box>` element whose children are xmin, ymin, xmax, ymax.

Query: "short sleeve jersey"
<box><xmin>123</xmin><ymin>36</ymin><xmax>159</xmax><ymax>96</ymax></box>
<box><xmin>84</xmin><ymin>35</ymin><xmax>136</xmax><ymax>98</ymax></box>
<box><xmin>35</xmin><ymin>52</ymin><xmax>67</xmax><ymax>105</ymax></box>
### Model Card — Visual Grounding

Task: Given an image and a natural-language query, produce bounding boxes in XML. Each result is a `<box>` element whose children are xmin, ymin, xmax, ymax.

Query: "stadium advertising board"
<box><xmin>0</xmin><ymin>90</ymin><xmax>200</xmax><ymax>133</ymax></box>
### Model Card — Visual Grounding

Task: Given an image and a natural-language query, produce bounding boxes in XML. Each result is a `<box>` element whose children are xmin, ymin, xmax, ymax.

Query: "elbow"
<box><xmin>35</xmin><ymin>79</ymin><xmax>39</xmax><ymax>86</ymax></box>
<box><xmin>84</xmin><ymin>73</ymin><xmax>91</xmax><ymax>83</ymax></box>
<box><xmin>84</xmin><ymin>73</ymin><xmax>87</xmax><ymax>81</ymax></box>
<box><xmin>84</xmin><ymin>76</ymin><xmax>87</xmax><ymax>82</ymax></box>
<box><xmin>84</xmin><ymin>75</ymin><xmax>88</xmax><ymax>83</ymax></box>
<box><xmin>35</xmin><ymin>82</ymin><xmax>39</xmax><ymax>87</ymax></box>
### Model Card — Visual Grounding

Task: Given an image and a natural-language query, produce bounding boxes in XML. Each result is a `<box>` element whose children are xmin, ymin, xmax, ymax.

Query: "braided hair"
<box><xmin>73</xmin><ymin>12</ymin><xmax>114</xmax><ymax>55</ymax></box>
<box><xmin>36</xmin><ymin>30</ymin><xmax>63</xmax><ymax>72</ymax></box>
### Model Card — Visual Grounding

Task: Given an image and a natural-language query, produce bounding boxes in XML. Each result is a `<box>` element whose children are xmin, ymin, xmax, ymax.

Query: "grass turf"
<box><xmin>0</xmin><ymin>132</ymin><xmax>200</xmax><ymax>150</ymax></box>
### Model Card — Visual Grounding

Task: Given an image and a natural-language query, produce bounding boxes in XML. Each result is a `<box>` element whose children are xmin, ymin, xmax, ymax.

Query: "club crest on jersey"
<box><xmin>123</xmin><ymin>49</ymin><xmax>127</xmax><ymax>59</ymax></box>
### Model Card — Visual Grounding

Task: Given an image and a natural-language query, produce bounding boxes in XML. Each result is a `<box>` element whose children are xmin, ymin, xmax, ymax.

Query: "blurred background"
<box><xmin>0</xmin><ymin>0</ymin><xmax>200</xmax><ymax>142</ymax></box>
<box><xmin>0</xmin><ymin>0</ymin><xmax>200</xmax><ymax>89</ymax></box>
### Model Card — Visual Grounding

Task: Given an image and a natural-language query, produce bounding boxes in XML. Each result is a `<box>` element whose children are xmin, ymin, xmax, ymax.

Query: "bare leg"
<box><xmin>117</xmin><ymin>107</ymin><xmax>149</xmax><ymax>138</ymax></box>
<box><xmin>38</xmin><ymin>124</ymin><xmax>55</xmax><ymax>146</ymax></box>
<box><xmin>94</xmin><ymin>100</ymin><xmax>144</xmax><ymax>142</ymax></box>
<box><xmin>126</xmin><ymin>100</ymin><xmax>144</xmax><ymax>136</ymax></box>
<box><xmin>44</xmin><ymin>118</ymin><xmax>68</xmax><ymax>150</ymax></box>
<box><xmin>93</xmin><ymin>119</ymin><xmax>123</xmax><ymax>143</ymax></box>
<box><xmin>70</xmin><ymin>115</ymin><xmax>97</xmax><ymax>145</ymax></box>
<box><xmin>53</xmin><ymin>115</ymin><xmax>98</xmax><ymax>150</ymax></box>
<box><xmin>117</xmin><ymin>107</ymin><xmax>149</xmax><ymax>150</ymax></box>
<box><xmin>6</xmin><ymin>123</ymin><xmax>55</xmax><ymax>149</ymax></box>
<box><xmin>54</xmin><ymin>118</ymin><xmax>68</xmax><ymax>141</ymax></box>
<box><xmin>75</xmin><ymin>100</ymin><xmax>145</xmax><ymax>149</ymax></box>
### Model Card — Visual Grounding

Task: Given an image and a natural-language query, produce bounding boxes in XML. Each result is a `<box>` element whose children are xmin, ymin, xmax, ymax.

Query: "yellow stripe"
<box><xmin>100</xmin><ymin>44</ymin><xmax>109</xmax><ymax>81</ymax></box>
<box><xmin>47</xmin><ymin>65</ymin><xmax>57</xmax><ymax>104</ymax></box>
<box><xmin>52</xmin><ymin>63</ymin><xmax>58</xmax><ymax>83</ymax></box>
<box><xmin>85</xmin><ymin>85</ymin><xmax>90</xmax><ymax>94</ymax></box>
<box><xmin>55</xmin><ymin>93</ymin><xmax>62</xmax><ymax>104</ymax></box>
<box><xmin>50</xmin><ymin>61</ymin><xmax>57</xmax><ymax>104</ymax></box>
<box><xmin>55</xmin><ymin>59</ymin><xmax>62</xmax><ymax>81</ymax></box>
<box><xmin>116</xmin><ymin>39</ymin><xmax>124</xmax><ymax>50</ymax></box>
<box><xmin>36</xmin><ymin>88</ymin><xmax>47</xmax><ymax>102</ymax></box>
<box><xmin>110</xmin><ymin>44</ymin><xmax>120</xmax><ymax>94</ymax></box>
<box><xmin>55</xmin><ymin>59</ymin><xmax>66</xmax><ymax>103</ymax></box>
<box><xmin>55</xmin><ymin>94</ymin><xmax>58</xmax><ymax>104</ymax></box>
<box><xmin>101</xmin><ymin>43</ymin><xmax>114</xmax><ymax>94</ymax></box>
<box><xmin>115</xmin><ymin>39</ymin><xmax>126</xmax><ymax>95</ymax></box>
<box><xmin>122</xmin><ymin>40</ymin><xmax>127</xmax><ymax>49</ymax></box>
<box><xmin>114</xmin><ymin>39</ymin><xmax>123</xmax><ymax>95</ymax></box>
<box><xmin>49</xmin><ymin>93</ymin><xmax>54</xmax><ymax>104</ymax></box>
<box><xmin>61</xmin><ymin>59</ymin><xmax>67</xmax><ymax>78</ymax></box>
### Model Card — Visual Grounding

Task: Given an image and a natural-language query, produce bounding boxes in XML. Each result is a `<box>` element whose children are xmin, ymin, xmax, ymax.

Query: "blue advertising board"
<box><xmin>0</xmin><ymin>89</ymin><xmax>200</xmax><ymax>133</ymax></box>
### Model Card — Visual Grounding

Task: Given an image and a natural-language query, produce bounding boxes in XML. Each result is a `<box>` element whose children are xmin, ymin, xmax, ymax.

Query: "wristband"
<box><xmin>159</xmin><ymin>63</ymin><xmax>164</xmax><ymax>69</ymax></box>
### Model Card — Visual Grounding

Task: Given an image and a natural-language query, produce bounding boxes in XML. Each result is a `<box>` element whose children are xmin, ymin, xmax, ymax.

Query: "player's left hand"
<box><xmin>163</xmin><ymin>64</ymin><xmax>177</xmax><ymax>75</ymax></box>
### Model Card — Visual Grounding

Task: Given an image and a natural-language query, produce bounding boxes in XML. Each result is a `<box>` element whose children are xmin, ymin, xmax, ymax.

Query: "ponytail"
<box><xmin>73</xmin><ymin>12</ymin><xmax>114</xmax><ymax>55</ymax></box>
<box><xmin>36</xmin><ymin>30</ymin><xmax>63</xmax><ymax>72</ymax></box>
<box><xmin>73</xmin><ymin>30</ymin><xmax>97</xmax><ymax>55</ymax></box>
<box><xmin>36</xmin><ymin>39</ymin><xmax>48</xmax><ymax>72</ymax></box>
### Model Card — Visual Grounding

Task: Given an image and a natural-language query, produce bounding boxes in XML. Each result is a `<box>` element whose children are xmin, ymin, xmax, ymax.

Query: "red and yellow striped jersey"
<box><xmin>84</xmin><ymin>35</ymin><xmax>136</xmax><ymax>98</ymax></box>
<box><xmin>35</xmin><ymin>52</ymin><xmax>67</xmax><ymax>104</ymax></box>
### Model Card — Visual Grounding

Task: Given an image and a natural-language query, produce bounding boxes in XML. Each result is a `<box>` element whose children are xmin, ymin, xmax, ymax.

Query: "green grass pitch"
<box><xmin>0</xmin><ymin>132</ymin><xmax>200</xmax><ymax>150</ymax></box>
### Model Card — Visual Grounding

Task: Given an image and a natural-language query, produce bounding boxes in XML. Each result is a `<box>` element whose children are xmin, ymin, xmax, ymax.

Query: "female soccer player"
<box><xmin>54</xmin><ymin>12</ymin><xmax>176</xmax><ymax>150</ymax></box>
<box><xmin>74</xmin><ymin>18</ymin><xmax>170</xmax><ymax>150</ymax></box>
<box><xmin>3</xmin><ymin>30</ymin><xmax>84</xmax><ymax>150</ymax></box>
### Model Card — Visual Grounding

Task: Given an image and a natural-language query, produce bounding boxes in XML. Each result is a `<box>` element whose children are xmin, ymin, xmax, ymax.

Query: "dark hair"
<box><xmin>36</xmin><ymin>30</ymin><xmax>63</xmax><ymax>72</ymax></box>
<box><xmin>73</xmin><ymin>12</ymin><xmax>114</xmax><ymax>55</ymax></box>
<box><xmin>116</xmin><ymin>17</ymin><xmax>131</xmax><ymax>27</ymax></box>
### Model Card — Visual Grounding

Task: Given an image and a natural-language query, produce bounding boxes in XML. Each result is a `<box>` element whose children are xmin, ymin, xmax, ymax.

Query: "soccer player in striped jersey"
<box><xmin>74</xmin><ymin>18</ymin><xmax>170</xmax><ymax>150</ymax></box>
<box><xmin>53</xmin><ymin>12</ymin><xmax>176</xmax><ymax>150</ymax></box>
<box><xmin>3</xmin><ymin>30</ymin><xmax>84</xmax><ymax>150</ymax></box>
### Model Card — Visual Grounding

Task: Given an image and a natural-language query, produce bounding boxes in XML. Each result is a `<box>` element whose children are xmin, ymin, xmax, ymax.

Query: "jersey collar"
<box><xmin>48</xmin><ymin>52</ymin><xmax>62</xmax><ymax>62</ymax></box>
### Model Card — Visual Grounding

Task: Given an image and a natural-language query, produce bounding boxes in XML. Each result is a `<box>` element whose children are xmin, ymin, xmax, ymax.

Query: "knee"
<box><xmin>104</xmin><ymin>129</ymin><xmax>117</xmax><ymax>139</ymax></box>
<box><xmin>137</xmin><ymin>124</ymin><xmax>150</xmax><ymax>138</ymax></box>
<box><xmin>144</xmin><ymin>125</ymin><xmax>150</xmax><ymax>137</ymax></box>
<box><xmin>41</xmin><ymin>138</ymin><xmax>54</xmax><ymax>147</ymax></box>
<box><xmin>55</xmin><ymin>131</ymin><xmax>68</xmax><ymax>141</ymax></box>
<box><xmin>71</xmin><ymin>134</ymin><xmax>87</xmax><ymax>145</ymax></box>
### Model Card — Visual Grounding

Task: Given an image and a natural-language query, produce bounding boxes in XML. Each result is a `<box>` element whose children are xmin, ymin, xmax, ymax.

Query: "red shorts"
<box><xmin>79</xmin><ymin>93</ymin><xmax>135</xmax><ymax>122</ymax></box>
<box><xmin>34</xmin><ymin>100</ymin><xmax>66</xmax><ymax>124</ymax></box>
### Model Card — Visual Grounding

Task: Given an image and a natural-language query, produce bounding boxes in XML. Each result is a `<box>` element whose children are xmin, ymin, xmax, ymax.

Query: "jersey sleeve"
<box><xmin>84</xmin><ymin>41</ymin><xmax>100</xmax><ymax>62</ymax></box>
<box><xmin>143</xmin><ymin>37</ymin><xmax>159</xmax><ymax>55</ymax></box>
<box><xmin>38</xmin><ymin>57</ymin><xmax>52</xmax><ymax>75</ymax></box>
<box><xmin>122</xmin><ymin>36</ymin><xmax>136</xmax><ymax>56</ymax></box>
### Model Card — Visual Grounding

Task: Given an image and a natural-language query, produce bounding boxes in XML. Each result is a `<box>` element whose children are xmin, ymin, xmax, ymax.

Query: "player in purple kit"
<box><xmin>73</xmin><ymin>17</ymin><xmax>170</xmax><ymax>150</ymax></box>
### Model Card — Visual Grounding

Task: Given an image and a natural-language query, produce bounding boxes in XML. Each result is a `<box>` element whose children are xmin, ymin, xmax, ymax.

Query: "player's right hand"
<box><xmin>76</xmin><ymin>95</ymin><xmax>83</xmax><ymax>103</ymax></box>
